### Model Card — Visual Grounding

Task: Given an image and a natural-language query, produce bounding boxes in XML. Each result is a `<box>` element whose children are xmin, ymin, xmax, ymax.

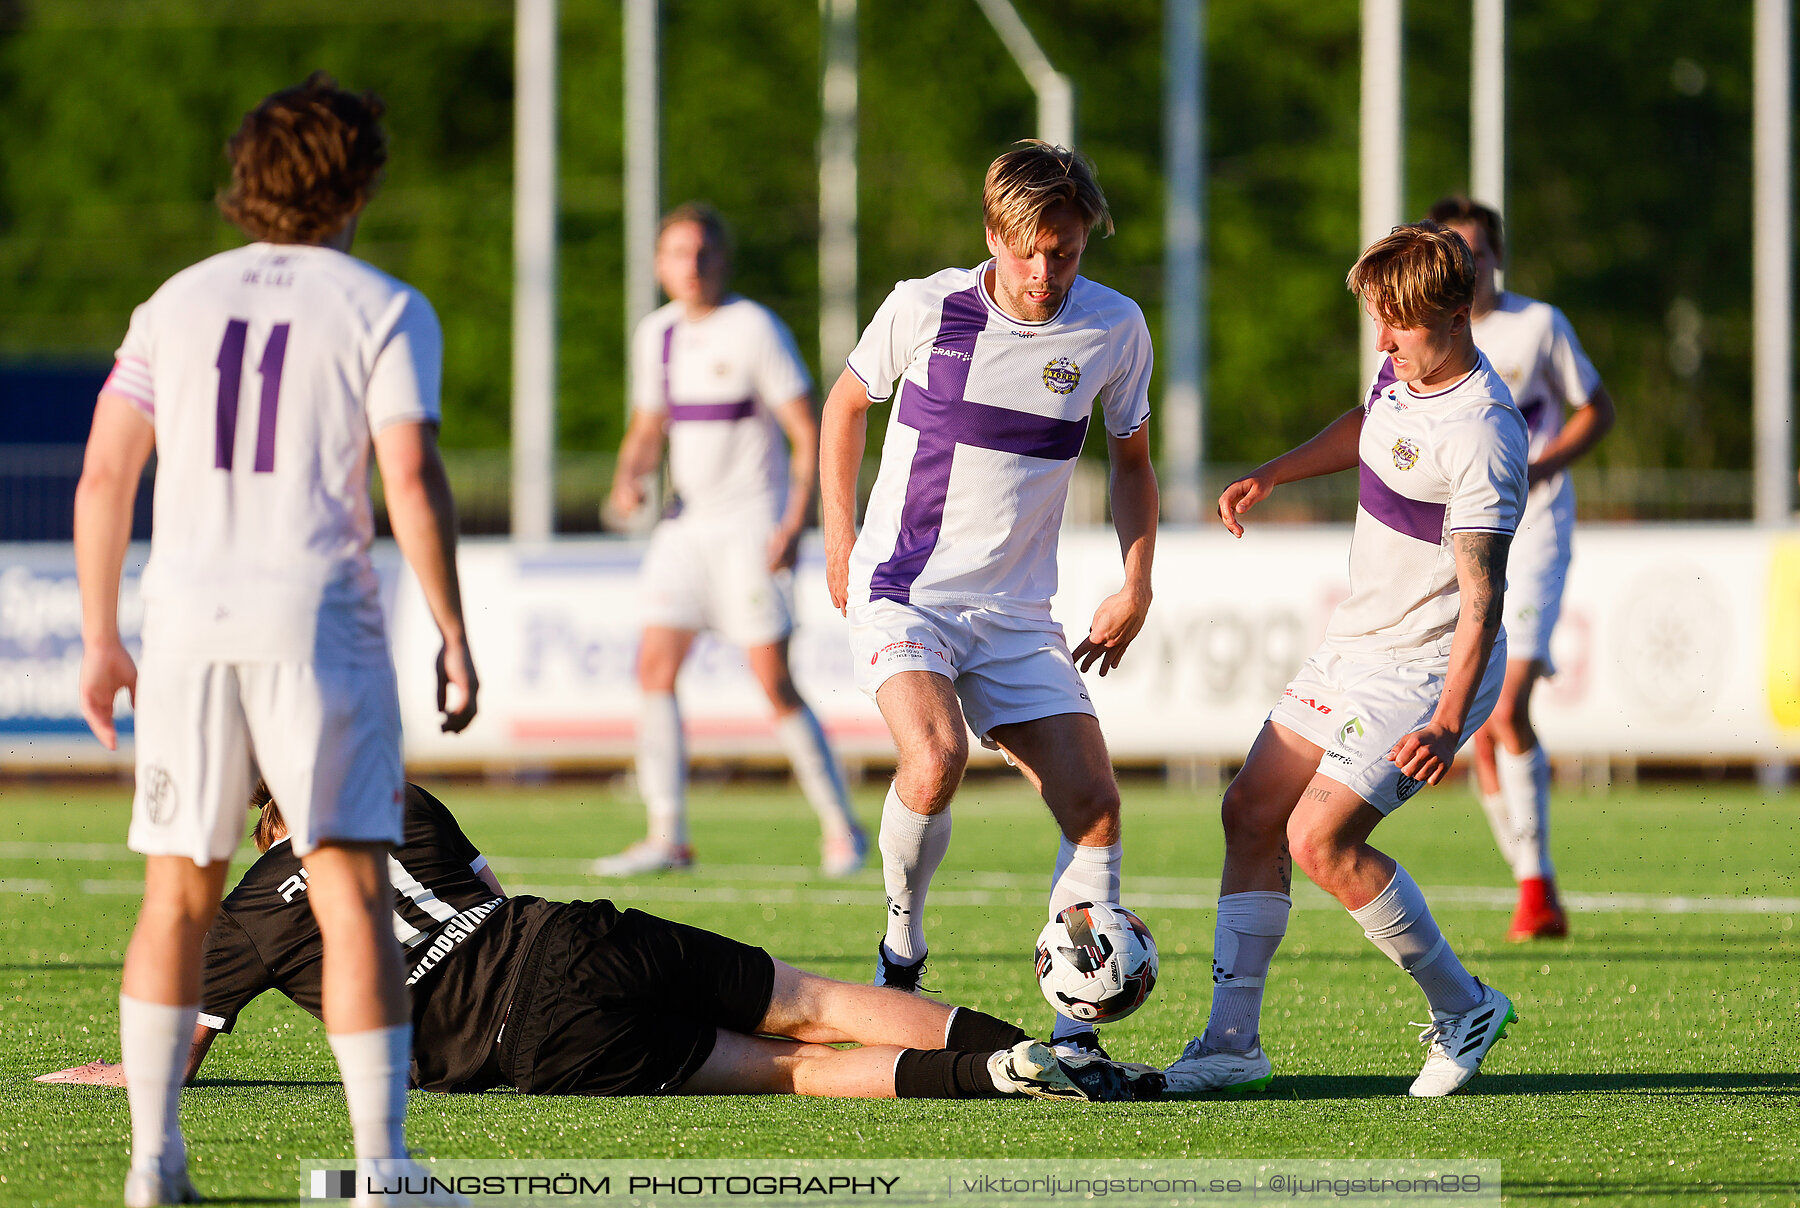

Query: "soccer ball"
<box><xmin>1034</xmin><ymin>901</ymin><xmax>1158</xmax><ymax>1024</ymax></box>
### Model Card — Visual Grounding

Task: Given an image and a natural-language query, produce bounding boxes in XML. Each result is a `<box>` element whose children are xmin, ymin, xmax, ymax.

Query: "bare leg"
<box><xmin>756</xmin><ymin>960</ymin><xmax>956</xmax><ymax>1047</ymax></box>
<box><xmin>988</xmin><ymin>712</ymin><xmax>1120</xmax><ymax>848</ymax></box>
<box><xmin>1220</xmin><ymin>722</ymin><xmax>1326</xmax><ymax>896</ymax></box>
<box><xmin>301</xmin><ymin>842</ymin><xmax>407</xmax><ymax>1031</ymax></box>
<box><xmin>122</xmin><ymin>857</ymin><xmax>231</xmax><ymax>1005</ymax></box>
<box><xmin>678</xmin><ymin>1030</ymin><xmax>905</xmax><ymax>1097</ymax></box>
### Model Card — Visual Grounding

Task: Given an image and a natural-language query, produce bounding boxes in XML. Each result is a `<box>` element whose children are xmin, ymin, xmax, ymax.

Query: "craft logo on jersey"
<box><xmin>1042</xmin><ymin>356</ymin><xmax>1081</xmax><ymax>395</ymax></box>
<box><xmin>1392</xmin><ymin>438</ymin><xmax>1420</xmax><ymax>471</ymax></box>
<box><xmin>141</xmin><ymin>765</ymin><xmax>177</xmax><ymax>826</ymax></box>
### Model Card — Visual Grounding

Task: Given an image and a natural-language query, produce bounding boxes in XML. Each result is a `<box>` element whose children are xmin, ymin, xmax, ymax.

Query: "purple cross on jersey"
<box><xmin>661</xmin><ymin>325</ymin><xmax>754</xmax><ymax>422</ymax></box>
<box><xmin>869</xmin><ymin>286</ymin><xmax>1089</xmax><ymax>603</ymax></box>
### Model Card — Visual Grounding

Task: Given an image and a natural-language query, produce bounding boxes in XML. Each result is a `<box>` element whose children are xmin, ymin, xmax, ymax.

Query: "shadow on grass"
<box><xmin>0</xmin><ymin>961</ymin><xmax>124</xmax><ymax>972</ymax></box>
<box><xmin>189</xmin><ymin>1078</ymin><xmax>343</xmax><ymax>1089</ymax></box>
<box><xmin>1271</xmin><ymin>1072</ymin><xmax>1800</xmax><ymax>1099</ymax></box>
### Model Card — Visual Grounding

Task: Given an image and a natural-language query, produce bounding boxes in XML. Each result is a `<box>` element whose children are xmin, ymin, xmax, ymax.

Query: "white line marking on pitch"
<box><xmin>7</xmin><ymin>842</ymin><xmax>1795</xmax><ymax>915</ymax></box>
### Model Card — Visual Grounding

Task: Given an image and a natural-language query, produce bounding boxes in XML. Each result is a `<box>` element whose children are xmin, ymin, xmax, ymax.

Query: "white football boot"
<box><xmin>123</xmin><ymin>1166</ymin><xmax>201</xmax><ymax>1207</ymax></box>
<box><xmin>589</xmin><ymin>840</ymin><xmax>694</xmax><ymax>877</ymax></box>
<box><xmin>1162</xmin><ymin>1037</ymin><xmax>1275</xmax><ymax>1096</ymax></box>
<box><xmin>988</xmin><ymin>1040</ymin><xmax>1165</xmax><ymax>1102</ymax></box>
<box><xmin>1408</xmin><ymin>981</ymin><xmax>1518</xmax><ymax>1098</ymax></box>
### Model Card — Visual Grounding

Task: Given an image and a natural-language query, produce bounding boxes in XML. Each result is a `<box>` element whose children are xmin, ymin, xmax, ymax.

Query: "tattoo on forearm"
<box><xmin>1454</xmin><ymin>531</ymin><xmax>1510</xmax><ymax>626</ymax></box>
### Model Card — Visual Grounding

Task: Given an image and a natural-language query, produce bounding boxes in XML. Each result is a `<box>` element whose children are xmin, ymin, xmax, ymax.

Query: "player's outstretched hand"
<box><xmin>1386</xmin><ymin>721</ymin><xmax>1459</xmax><ymax>786</ymax></box>
<box><xmin>1216</xmin><ymin>473</ymin><xmax>1274</xmax><ymax>538</ymax></box>
<box><xmin>36</xmin><ymin>1059</ymin><xmax>126</xmax><ymax>1086</ymax></box>
<box><xmin>437</xmin><ymin>640</ymin><xmax>479</xmax><ymax>733</ymax></box>
<box><xmin>1074</xmin><ymin>585</ymin><xmax>1151</xmax><ymax>677</ymax></box>
<box><xmin>78</xmin><ymin>637</ymin><xmax>138</xmax><ymax>751</ymax></box>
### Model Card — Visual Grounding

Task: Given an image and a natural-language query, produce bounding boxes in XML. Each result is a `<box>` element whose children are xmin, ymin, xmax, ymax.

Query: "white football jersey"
<box><xmin>846</xmin><ymin>262</ymin><xmax>1153</xmax><ymax>618</ymax></box>
<box><xmin>1325</xmin><ymin>353</ymin><xmax>1528</xmax><ymax>656</ymax></box>
<box><xmin>105</xmin><ymin>242</ymin><xmax>441</xmax><ymax>663</ymax></box>
<box><xmin>1471</xmin><ymin>292</ymin><xmax>1602</xmax><ymax>532</ymax></box>
<box><xmin>631</xmin><ymin>295</ymin><xmax>812</xmax><ymax>524</ymax></box>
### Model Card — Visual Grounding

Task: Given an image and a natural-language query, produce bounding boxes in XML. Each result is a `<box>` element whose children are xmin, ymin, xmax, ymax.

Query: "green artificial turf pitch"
<box><xmin>2</xmin><ymin>776</ymin><xmax>1796</xmax><ymax>1206</ymax></box>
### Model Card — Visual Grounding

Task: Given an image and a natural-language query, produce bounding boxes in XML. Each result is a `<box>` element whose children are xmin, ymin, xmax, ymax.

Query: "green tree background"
<box><xmin>0</xmin><ymin>0</ymin><xmax>1763</xmax><ymax>479</ymax></box>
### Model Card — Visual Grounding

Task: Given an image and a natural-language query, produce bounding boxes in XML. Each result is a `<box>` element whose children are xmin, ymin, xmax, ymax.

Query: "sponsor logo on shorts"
<box><xmin>1324</xmin><ymin>749</ymin><xmax>1354</xmax><ymax>765</ymax></box>
<box><xmin>1394</xmin><ymin>773</ymin><xmax>1424</xmax><ymax>803</ymax></box>
<box><xmin>1042</xmin><ymin>356</ymin><xmax>1081</xmax><ymax>395</ymax></box>
<box><xmin>1284</xmin><ymin>689</ymin><xmax>1331</xmax><ymax>715</ymax></box>
<box><xmin>141</xmin><ymin>765</ymin><xmax>177</xmax><ymax>826</ymax></box>
<box><xmin>873</xmin><ymin>640</ymin><xmax>947</xmax><ymax>666</ymax></box>
<box><xmin>1336</xmin><ymin>716</ymin><xmax>1365</xmax><ymax>747</ymax></box>
<box><xmin>1392</xmin><ymin>438</ymin><xmax>1420</xmax><ymax>470</ymax></box>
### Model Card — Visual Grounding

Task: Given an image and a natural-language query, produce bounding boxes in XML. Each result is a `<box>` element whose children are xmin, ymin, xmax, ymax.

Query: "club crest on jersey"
<box><xmin>1042</xmin><ymin>356</ymin><xmax>1081</xmax><ymax>395</ymax></box>
<box><xmin>1392</xmin><ymin>438</ymin><xmax>1420</xmax><ymax>470</ymax></box>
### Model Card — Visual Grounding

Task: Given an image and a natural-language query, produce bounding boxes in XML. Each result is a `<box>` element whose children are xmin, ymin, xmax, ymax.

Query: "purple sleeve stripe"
<box><xmin>667</xmin><ymin>399</ymin><xmax>756</xmax><ymax>422</ymax></box>
<box><xmin>1517</xmin><ymin>398</ymin><xmax>1547</xmax><ymax>435</ymax></box>
<box><xmin>1358</xmin><ymin>459</ymin><xmax>1447</xmax><ymax>544</ymax></box>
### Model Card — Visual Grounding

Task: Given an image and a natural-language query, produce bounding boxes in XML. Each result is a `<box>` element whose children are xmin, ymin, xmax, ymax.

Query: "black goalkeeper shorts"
<box><xmin>495</xmin><ymin>900</ymin><xmax>775</xmax><ymax>1096</ymax></box>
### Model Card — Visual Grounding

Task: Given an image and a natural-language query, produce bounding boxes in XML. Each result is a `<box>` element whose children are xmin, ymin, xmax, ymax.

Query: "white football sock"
<box><xmin>1047</xmin><ymin>837</ymin><xmax>1122</xmax><ymax>918</ymax></box>
<box><xmin>327</xmin><ymin>1024</ymin><xmax>410</xmax><ymax>1160</ymax></box>
<box><xmin>879</xmin><ymin>784</ymin><xmax>952</xmax><ymax>962</ymax></box>
<box><xmin>1047</xmin><ymin>838</ymin><xmax>1123</xmax><ymax>1040</ymax></box>
<box><xmin>1477</xmin><ymin>786</ymin><xmax>1522</xmax><ymax>873</ymax></box>
<box><xmin>637</xmin><ymin>691</ymin><xmax>688</xmax><ymax>848</ymax></box>
<box><xmin>775</xmin><ymin>706</ymin><xmax>857</xmax><ymax>839</ymax></box>
<box><xmin>120</xmin><ymin>995</ymin><xmax>195</xmax><ymax>1176</ymax></box>
<box><xmin>1496</xmin><ymin>744</ymin><xmax>1553</xmax><ymax>882</ymax></box>
<box><xmin>1349</xmin><ymin>864</ymin><xmax>1482</xmax><ymax>1015</ymax></box>
<box><xmin>1200</xmin><ymin>891</ymin><xmax>1290</xmax><ymax>1053</ymax></box>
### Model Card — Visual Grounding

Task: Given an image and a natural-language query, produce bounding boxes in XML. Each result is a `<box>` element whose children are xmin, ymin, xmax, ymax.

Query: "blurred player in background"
<box><xmin>595</xmin><ymin>203</ymin><xmax>866</xmax><ymax>879</ymax></box>
<box><xmin>820</xmin><ymin>141</ymin><xmax>1158</xmax><ymax>1056</ymax></box>
<box><xmin>1165</xmin><ymin>224</ymin><xmax>1525</xmax><ymax>1098</ymax></box>
<box><xmin>41</xmin><ymin>782</ymin><xmax>1163</xmax><ymax>1104</ymax></box>
<box><xmin>74</xmin><ymin>74</ymin><xmax>475</xmax><ymax>1207</ymax></box>
<box><xmin>1427</xmin><ymin>197</ymin><xmax>1616</xmax><ymax>942</ymax></box>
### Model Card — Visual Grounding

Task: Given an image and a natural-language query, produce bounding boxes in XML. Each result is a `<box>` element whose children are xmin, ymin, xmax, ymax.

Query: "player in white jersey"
<box><xmin>74</xmin><ymin>75</ymin><xmax>474</xmax><ymax>1207</ymax></box>
<box><xmin>820</xmin><ymin>142</ymin><xmax>1158</xmax><ymax>1055</ymax></box>
<box><xmin>1164</xmin><ymin>224</ymin><xmax>1527</xmax><ymax>1099</ymax></box>
<box><xmin>593</xmin><ymin>204</ymin><xmax>866</xmax><ymax>879</ymax></box>
<box><xmin>1428</xmin><ymin>197</ymin><xmax>1616</xmax><ymax>942</ymax></box>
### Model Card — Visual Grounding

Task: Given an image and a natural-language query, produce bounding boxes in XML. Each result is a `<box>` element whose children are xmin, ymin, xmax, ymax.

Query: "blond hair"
<box><xmin>1346</xmin><ymin>222</ymin><xmax>1476</xmax><ymax>329</ymax></box>
<box><xmin>982</xmin><ymin>140</ymin><xmax>1113</xmax><ymax>251</ymax></box>
<box><xmin>658</xmin><ymin>201</ymin><xmax>733</xmax><ymax>258</ymax></box>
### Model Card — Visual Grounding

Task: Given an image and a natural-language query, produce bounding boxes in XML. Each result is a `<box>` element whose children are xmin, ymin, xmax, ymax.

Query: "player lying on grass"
<box><xmin>39</xmin><ymin>783</ymin><xmax>1163</xmax><ymax>1104</ymax></box>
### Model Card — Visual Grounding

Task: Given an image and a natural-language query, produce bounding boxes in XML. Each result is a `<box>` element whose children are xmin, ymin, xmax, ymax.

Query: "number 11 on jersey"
<box><xmin>215</xmin><ymin>319</ymin><xmax>290</xmax><ymax>473</ymax></box>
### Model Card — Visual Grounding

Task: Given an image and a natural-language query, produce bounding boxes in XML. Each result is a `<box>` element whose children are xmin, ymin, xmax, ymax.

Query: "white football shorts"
<box><xmin>1268</xmin><ymin>635</ymin><xmax>1508</xmax><ymax>814</ymax></box>
<box><xmin>639</xmin><ymin>513</ymin><xmax>794</xmax><ymax>647</ymax></box>
<box><xmin>128</xmin><ymin>654</ymin><xmax>405</xmax><ymax>864</ymax></box>
<box><xmin>848</xmin><ymin>599</ymin><xmax>1096</xmax><ymax>745</ymax></box>
<box><xmin>1501</xmin><ymin>501</ymin><xmax>1573</xmax><ymax>671</ymax></box>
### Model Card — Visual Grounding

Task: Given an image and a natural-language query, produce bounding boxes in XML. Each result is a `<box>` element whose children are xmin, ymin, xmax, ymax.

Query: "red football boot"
<box><xmin>1507</xmin><ymin>876</ymin><xmax>1568</xmax><ymax>941</ymax></box>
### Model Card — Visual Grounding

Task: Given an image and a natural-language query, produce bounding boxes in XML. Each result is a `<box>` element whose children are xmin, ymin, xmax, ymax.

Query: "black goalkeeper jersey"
<box><xmin>197</xmin><ymin>783</ymin><xmax>562</xmax><ymax>1091</ymax></box>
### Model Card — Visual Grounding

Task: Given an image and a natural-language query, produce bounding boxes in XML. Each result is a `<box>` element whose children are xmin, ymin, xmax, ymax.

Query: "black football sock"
<box><xmin>944</xmin><ymin>1006</ymin><xmax>1031</xmax><ymax>1053</ymax></box>
<box><xmin>893</xmin><ymin>1048</ymin><xmax>1008</xmax><ymax>1099</ymax></box>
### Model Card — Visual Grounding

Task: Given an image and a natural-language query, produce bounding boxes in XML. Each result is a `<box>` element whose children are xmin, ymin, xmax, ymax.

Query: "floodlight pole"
<box><xmin>1471</xmin><ymin>0</ymin><xmax>1504</xmax><ymax>287</ymax></box>
<box><xmin>1162</xmin><ymin>0</ymin><xmax>1206</xmax><ymax>523</ymax></box>
<box><xmin>973</xmin><ymin>0</ymin><xmax>1075</xmax><ymax>147</ymax></box>
<box><xmin>1755</xmin><ymin>0</ymin><xmax>1793</xmax><ymax>526</ymax></box>
<box><xmin>1359</xmin><ymin>0</ymin><xmax>1404</xmax><ymax>387</ymax></box>
<box><xmin>624</xmin><ymin>0</ymin><xmax>661</xmax><ymax>392</ymax></box>
<box><xmin>512</xmin><ymin>0</ymin><xmax>558</xmax><ymax>542</ymax></box>
<box><xmin>819</xmin><ymin>0</ymin><xmax>859</xmax><ymax>382</ymax></box>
